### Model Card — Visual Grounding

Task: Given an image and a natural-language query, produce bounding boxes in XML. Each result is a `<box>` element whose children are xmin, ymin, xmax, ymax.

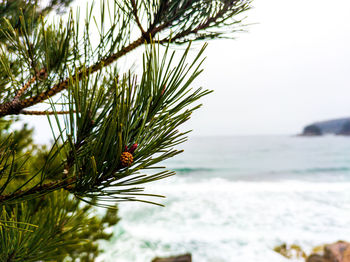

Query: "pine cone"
<box><xmin>120</xmin><ymin>152</ymin><xmax>133</xmax><ymax>167</ymax></box>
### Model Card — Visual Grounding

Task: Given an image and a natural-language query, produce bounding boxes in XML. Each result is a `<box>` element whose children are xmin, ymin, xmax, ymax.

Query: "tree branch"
<box><xmin>0</xmin><ymin>36</ymin><xmax>145</xmax><ymax>117</ymax></box>
<box><xmin>14</xmin><ymin>68</ymin><xmax>47</xmax><ymax>99</ymax></box>
<box><xmin>161</xmin><ymin>2</ymin><xmax>233</xmax><ymax>43</ymax></box>
<box><xmin>130</xmin><ymin>0</ymin><xmax>146</xmax><ymax>36</ymax></box>
<box><xmin>19</xmin><ymin>110</ymin><xmax>71</xmax><ymax>115</ymax></box>
<box><xmin>0</xmin><ymin>15</ymin><xmax>174</xmax><ymax>118</ymax></box>
<box><xmin>0</xmin><ymin>178</ymin><xmax>74</xmax><ymax>204</ymax></box>
<box><xmin>15</xmin><ymin>76</ymin><xmax>35</xmax><ymax>100</ymax></box>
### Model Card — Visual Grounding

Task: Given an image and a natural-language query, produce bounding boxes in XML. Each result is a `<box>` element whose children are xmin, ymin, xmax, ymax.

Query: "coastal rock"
<box><xmin>273</xmin><ymin>243</ymin><xmax>306</xmax><ymax>259</ymax></box>
<box><xmin>302</xmin><ymin>124</ymin><xmax>322</xmax><ymax>136</ymax></box>
<box><xmin>152</xmin><ymin>254</ymin><xmax>191</xmax><ymax>262</ymax></box>
<box><xmin>337</xmin><ymin>121</ymin><xmax>350</xmax><ymax>136</ymax></box>
<box><xmin>306</xmin><ymin>241</ymin><xmax>350</xmax><ymax>262</ymax></box>
<box><xmin>306</xmin><ymin>254</ymin><xmax>325</xmax><ymax>262</ymax></box>
<box><xmin>300</xmin><ymin>117</ymin><xmax>350</xmax><ymax>136</ymax></box>
<box><xmin>323</xmin><ymin>241</ymin><xmax>350</xmax><ymax>262</ymax></box>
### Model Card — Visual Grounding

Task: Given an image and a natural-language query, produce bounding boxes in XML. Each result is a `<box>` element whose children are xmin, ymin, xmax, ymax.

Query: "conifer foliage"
<box><xmin>0</xmin><ymin>0</ymin><xmax>251</xmax><ymax>260</ymax></box>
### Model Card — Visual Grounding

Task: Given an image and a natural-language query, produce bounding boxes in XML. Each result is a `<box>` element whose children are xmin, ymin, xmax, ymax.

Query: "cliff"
<box><xmin>301</xmin><ymin>117</ymin><xmax>350</xmax><ymax>136</ymax></box>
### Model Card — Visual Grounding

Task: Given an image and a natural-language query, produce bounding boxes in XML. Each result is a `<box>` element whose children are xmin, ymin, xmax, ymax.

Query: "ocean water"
<box><xmin>98</xmin><ymin>136</ymin><xmax>350</xmax><ymax>262</ymax></box>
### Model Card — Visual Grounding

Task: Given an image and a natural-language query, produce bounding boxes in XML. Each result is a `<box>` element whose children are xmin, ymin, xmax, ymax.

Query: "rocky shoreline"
<box><xmin>300</xmin><ymin>117</ymin><xmax>350</xmax><ymax>136</ymax></box>
<box><xmin>152</xmin><ymin>241</ymin><xmax>350</xmax><ymax>262</ymax></box>
<box><xmin>152</xmin><ymin>254</ymin><xmax>191</xmax><ymax>262</ymax></box>
<box><xmin>274</xmin><ymin>241</ymin><xmax>350</xmax><ymax>262</ymax></box>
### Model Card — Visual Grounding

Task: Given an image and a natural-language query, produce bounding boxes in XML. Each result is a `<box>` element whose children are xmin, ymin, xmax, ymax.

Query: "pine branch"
<box><xmin>0</xmin><ymin>179</ymin><xmax>73</xmax><ymax>203</ymax></box>
<box><xmin>19</xmin><ymin>110</ymin><xmax>70</xmax><ymax>115</ymax></box>
<box><xmin>161</xmin><ymin>1</ymin><xmax>242</xmax><ymax>43</ymax></box>
<box><xmin>0</xmin><ymin>0</ymin><xmax>254</xmax><ymax>258</ymax></box>
<box><xmin>14</xmin><ymin>68</ymin><xmax>47</xmax><ymax>99</ymax></box>
<box><xmin>0</xmin><ymin>0</ymin><xmax>251</xmax><ymax>207</ymax></box>
<box><xmin>130</xmin><ymin>0</ymin><xmax>146</xmax><ymax>36</ymax></box>
<box><xmin>0</xmin><ymin>42</ymin><xmax>211</xmax><ymax>206</ymax></box>
<box><xmin>14</xmin><ymin>76</ymin><xmax>35</xmax><ymax>100</ymax></box>
<box><xmin>0</xmin><ymin>36</ymin><xmax>144</xmax><ymax>117</ymax></box>
<box><xmin>0</xmin><ymin>189</ymin><xmax>108</xmax><ymax>261</ymax></box>
<box><xmin>0</xmin><ymin>0</ymin><xmax>251</xmax><ymax>117</ymax></box>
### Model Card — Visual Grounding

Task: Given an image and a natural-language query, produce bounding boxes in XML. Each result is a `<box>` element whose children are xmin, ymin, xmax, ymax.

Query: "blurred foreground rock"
<box><xmin>274</xmin><ymin>243</ymin><xmax>306</xmax><ymax>259</ymax></box>
<box><xmin>306</xmin><ymin>254</ymin><xmax>324</xmax><ymax>262</ymax></box>
<box><xmin>152</xmin><ymin>254</ymin><xmax>191</xmax><ymax>262</ymax></box>
<box><xmin>275</xmin><ymin>241</ymin><xmax>350</xmax><ymax>262</ymax></box>
<box><xmin>308</xmin><ymin>241</ymin><xmax>350</xmax><ymax>262</ymax></box>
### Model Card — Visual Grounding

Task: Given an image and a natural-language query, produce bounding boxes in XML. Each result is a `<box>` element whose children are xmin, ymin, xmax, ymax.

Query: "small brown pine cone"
<box><xmin>120</xmin><ymin>152</ymin><xmax>133</xmax><ymax>167</ymax></box>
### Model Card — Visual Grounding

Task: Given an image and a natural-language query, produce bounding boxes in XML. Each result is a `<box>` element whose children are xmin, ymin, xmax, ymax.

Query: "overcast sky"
<box><xmin>28</xmin><ymin>0</ymin><xmax>350</xmax><ymax>142</ymax></box>
<box><xmin>191</xmin><ymin>0</ymin><xmax>350</xmax><ymax>136</ymax></box>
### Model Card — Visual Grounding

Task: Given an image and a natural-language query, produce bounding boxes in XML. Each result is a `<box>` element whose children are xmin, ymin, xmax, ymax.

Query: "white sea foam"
<box><xmin>98</xmin><ymin>136</ymin><xmax>350</xmax><ymax>261</ymax></box>
<box><xmin>98</xmin><ymin>177</ymin><xmax>350</xmax><ymax>262</ymax></box>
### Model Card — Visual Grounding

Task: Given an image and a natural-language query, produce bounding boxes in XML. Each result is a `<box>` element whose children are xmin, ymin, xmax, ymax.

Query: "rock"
<box><xmin>306</xmin><ymin>254</ymin><xmax>326</xmax><ymax>262</ymax></box>
<box><xmin>306</xmin><ymin>241</ymin><xmax>350</xmax><ymax>262</ymax></box>
<box><xmin>273</xmin><ymin>243</ymin><xmax>306</xmax><ymax>259</ymax></box>
<box><xmin>324</xmin><ymin>241</ymin><xmax>350</xmax><ymax>262</ymax></box>
<box><xmin>344</xmin><ymin>247</ymin><xmax>350</xmax><ymax>262</ymax></box>
<box><xmin>302</xmin><ymin>124</ymin><xmax>323</xmax><ymax>136</ymax></box>
<box><xmin>151</xmin><ymin>254</ymin><xmax>191</xmax><ymax>262</ymax></box>
<box><xmin>337</xmin><ymin>121</ymin><xmax>350</xmax><ymax>135</ymax></box>
<box><xmin>300</xmin><ymin>117</ymin><xmax>350</xmax><ymax>136</ymax></box>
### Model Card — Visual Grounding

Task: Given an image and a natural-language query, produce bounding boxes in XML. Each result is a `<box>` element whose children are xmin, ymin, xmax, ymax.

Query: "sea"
<box><xmin>97</xmin><ymin>135</ymin><xmax>350</xmax><ymax>262</ymax></box>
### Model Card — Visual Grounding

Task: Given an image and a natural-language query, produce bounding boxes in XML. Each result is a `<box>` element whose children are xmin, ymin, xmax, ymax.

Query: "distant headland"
<box><xmin>301</xmin><ymin>117</ymin><xmax>350</xmax><ymax>136</ymax></box>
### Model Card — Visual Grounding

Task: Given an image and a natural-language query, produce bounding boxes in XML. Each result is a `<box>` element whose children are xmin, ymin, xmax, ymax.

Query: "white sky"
<box><xmin>191</xmin><ymin>0</ymin><xmax>350</xmax><ymax>136</ymax></box>
<box><xmin>24</xmin><ymin>0</ymin><xmax>350</xmax><ymax>141</ymax></box>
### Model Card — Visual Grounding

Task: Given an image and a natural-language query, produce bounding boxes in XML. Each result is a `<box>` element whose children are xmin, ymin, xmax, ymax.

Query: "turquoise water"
<box><xmin>98</xmin><ymin>136</ymin><xmax>350</xmax><ymax>262</ymax></box>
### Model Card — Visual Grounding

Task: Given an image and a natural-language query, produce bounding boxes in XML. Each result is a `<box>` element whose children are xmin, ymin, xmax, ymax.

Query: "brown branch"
<box><xmin>0</xmin><ymin>178</ymin><xmax>75</xmax><ymax>204</ymax></box>
<box><xmin>130</xmin><ymin>0</ymin><xmax>146</xmax><ymax>36</ymax></box>
<box><xmin>0</xmin><ymin>1</ymin><xmax>246</xmax><ymax>119</ymax></box>
<box><xmin>0</xmin><ymin>36</ymin><xmax>146</xmax><ymax>117</ymax></box>
<box><xmin>14</xmin><ymin>76</ymin><xmax>36</xmax><ymax>100</ymax></box>
<box><xmin>0</xmin><ymin>16</ymin><xmax>171</xmax><ymax>118</ymax></box>
<box><xmin>160</xmin><ymin>2</ymin><xmax>232</xmax><ymax>43</ymax></box>
<box><xmin>15</xmin><ymin>68</ymin><xmax>47</xmax><ymax>99</ymax></box>
<box><xmin>0</xmin><ymin>0</ymin><xmax>177</xmax><ymax>118</ymax></box>
<box><xmin>20</xmin><ymin>110</ymin><xmax>71</xmax><ymax>115</ymax></box>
